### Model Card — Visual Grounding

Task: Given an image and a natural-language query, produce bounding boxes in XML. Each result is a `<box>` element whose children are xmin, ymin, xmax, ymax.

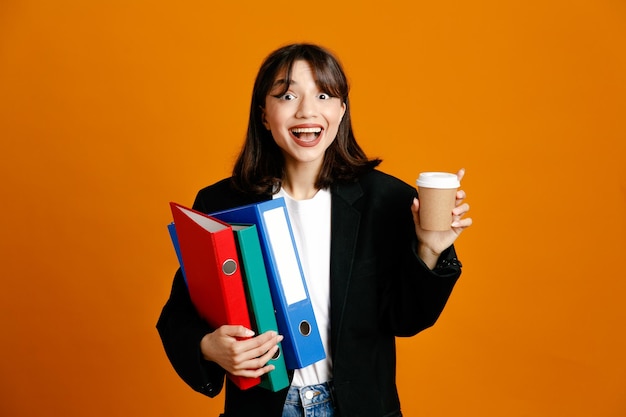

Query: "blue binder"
<box><xmin>167</xmin><ymin>222</ymin><xmax>187</xmax><ymax>284</ymax></box>
<box><xmin>211</xmin><ymin>198</ymin><xmax>326</xmax><ymax>370</ymax></box>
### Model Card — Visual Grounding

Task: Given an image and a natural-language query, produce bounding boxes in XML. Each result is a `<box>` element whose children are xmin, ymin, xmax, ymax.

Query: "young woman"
<box><xmin>157</xmin><ymin>43</ymin><xmax>472</xmax><ymax>417</ymax></box>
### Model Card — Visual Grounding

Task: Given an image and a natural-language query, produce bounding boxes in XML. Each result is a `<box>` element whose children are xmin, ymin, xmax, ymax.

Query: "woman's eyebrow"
<box><xmin>272</xmin><ymin>78</ymin><xmax>295</xmax><ymax>88</ymax></box>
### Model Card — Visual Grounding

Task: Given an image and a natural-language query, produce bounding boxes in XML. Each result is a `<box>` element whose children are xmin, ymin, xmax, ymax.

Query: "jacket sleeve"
<box><xmin>386</xmin><ymin>242</ymin><xmax>461</xmax><ymax>336</ymax></box>
<box><xmin>377</xmin><ymin>180</ymin><xmax>462</xmax><ymax>337</ymax></box>
<box><xmin>156</xmin><ymin>268</ymin><xmax>226</xmax><ymax>397</ymax></box>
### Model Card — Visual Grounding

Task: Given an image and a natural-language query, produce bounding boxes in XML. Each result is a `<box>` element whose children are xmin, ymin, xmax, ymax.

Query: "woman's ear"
<box><xmin>260</xmin><ymin>106</ymin><xmax>270</xmax><ymax>130</ymax></box>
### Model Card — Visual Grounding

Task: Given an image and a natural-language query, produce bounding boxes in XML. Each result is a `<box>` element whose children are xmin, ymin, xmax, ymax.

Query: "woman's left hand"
<box><xmin>411</xmin><ymin>168</ymin><xmax>473</xmax><ymax>269</ymax></box>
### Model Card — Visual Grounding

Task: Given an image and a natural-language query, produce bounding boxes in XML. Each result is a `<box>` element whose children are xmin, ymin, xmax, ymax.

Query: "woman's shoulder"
<box><xmin>193</xmin><ymin>177</ymin><xmax>268</xmax><ymax>213</ymax></box>
<box><xmin>196</xmin><ymin>177</ymin><xmax>234</xmax><ymax>196</ymax></box>
<box><xmin>332</xmin><ymin>169</ymin><xmax>416</xmax><ymax>210</ymax></box>
<box><xmin>358</xmin><ymin>169</ymin><xmax>416</xmax><ymax>195</ymax></box>
<box><xmin>343</xmin><ymin>169</ymin><xmax>417</xmax><ymax>221</ymax></box>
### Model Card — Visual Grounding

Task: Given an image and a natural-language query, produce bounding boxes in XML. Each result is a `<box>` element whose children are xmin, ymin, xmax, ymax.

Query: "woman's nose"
<box><xmin>295</xmin><ymin>96</ymin><xmax>316</xmax><ymax>118</ymax></box>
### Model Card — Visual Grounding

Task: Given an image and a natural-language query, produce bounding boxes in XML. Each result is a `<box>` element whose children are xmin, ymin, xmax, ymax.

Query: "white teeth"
<box><xmin>291</xmin><ymin>127</ymin><xmax>322</xmax><ymax>133</ymax></box>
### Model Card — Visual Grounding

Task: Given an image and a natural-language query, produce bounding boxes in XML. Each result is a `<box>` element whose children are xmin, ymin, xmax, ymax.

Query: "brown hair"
<box><xmin>232</xmin><ymin>43</ymin><xmax>381</xmax><ymax>195</ymax></box>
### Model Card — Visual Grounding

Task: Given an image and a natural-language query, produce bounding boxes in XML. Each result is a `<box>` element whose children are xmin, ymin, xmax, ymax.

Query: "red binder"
<box><xmin>169</xmin><ymin>202</ymin><xmax>260</xmax><ymax>390</ymax></box>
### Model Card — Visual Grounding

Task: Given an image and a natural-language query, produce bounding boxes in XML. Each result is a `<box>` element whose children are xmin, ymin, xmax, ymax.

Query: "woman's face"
<box><xmin>262</xmin><ymin>60</ymin><xmax>346</xmax><ymax>172</ymax></box>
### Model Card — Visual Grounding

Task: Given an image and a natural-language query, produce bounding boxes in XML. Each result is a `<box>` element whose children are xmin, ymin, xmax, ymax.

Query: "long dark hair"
<box><xmin>232</xmin><ymin>43</ymin><xmax>381</xmax><ymax>195</ymax></box>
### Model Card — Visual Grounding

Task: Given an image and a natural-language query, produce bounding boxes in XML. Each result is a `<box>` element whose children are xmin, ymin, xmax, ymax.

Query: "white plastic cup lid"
<box><xmin>416</xmin><ymin>172</ymin><xmax>460</xmax><ymax>189</ymax></box>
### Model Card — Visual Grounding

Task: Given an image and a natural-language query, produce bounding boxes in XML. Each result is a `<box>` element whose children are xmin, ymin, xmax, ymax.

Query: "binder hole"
<box><xmin>272</xmin><ymin>346</ymin><xmax>281</xmax><ymax>360</ymax></box>
<box><xmin>299</xmin><ymin>321</ymin><xmax>311</xmax><ymax>336</ymax></box>
<box><xmin>222</xmin><ymin>259</ymin><xmax>237</xmax><ymax>275</ymax></box>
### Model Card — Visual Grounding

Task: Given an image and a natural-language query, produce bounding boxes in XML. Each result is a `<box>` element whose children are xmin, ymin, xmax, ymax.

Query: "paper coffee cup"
<box><xmin>416</xmin><ymin>172</ymin><xmax>460</xmax><ymax>231</ymax></box>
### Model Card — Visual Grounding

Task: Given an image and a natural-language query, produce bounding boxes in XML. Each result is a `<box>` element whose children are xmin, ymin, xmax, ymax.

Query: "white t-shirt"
<box><xmin>274</xmin><ymin>188</ymin><xmax>332</xmax><ymax>386</ymax></box>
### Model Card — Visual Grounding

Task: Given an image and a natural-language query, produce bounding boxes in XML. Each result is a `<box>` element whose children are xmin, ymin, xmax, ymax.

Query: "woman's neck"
<box><xmin>282</xmin><ymin>163</ymin><xmax>320</xmax><ymax>200</ymax></box>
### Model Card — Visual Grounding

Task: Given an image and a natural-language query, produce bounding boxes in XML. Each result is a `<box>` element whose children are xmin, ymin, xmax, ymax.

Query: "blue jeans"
<box><xmin>282</xmin><ymin>381</ymin><xmax>336</xmax><ymax>417</ymax></box>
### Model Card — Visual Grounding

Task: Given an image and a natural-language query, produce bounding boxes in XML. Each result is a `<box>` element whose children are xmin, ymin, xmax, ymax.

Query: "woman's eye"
<box><xmin>281</xmin><ymin>93</ymin><xmax>296</xmax><ymax>101</ymax></box>
<box><xmin>318</xmin><ymin>93</ymin><xmax>331</xmax><ymax>100</ymax></box>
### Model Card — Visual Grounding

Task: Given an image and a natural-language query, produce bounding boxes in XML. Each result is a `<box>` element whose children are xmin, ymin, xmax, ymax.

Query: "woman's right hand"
<box><xmin>200</xmin><ymin>325</ymin><xmax>284</xmax><ymax>378</ymax></box>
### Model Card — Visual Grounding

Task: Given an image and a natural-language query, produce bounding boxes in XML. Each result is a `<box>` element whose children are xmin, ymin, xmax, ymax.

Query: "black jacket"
<box><xmin>157</xmin><ymin>169</ymin><xmax>461</xmax><ymax>417</ymax></box>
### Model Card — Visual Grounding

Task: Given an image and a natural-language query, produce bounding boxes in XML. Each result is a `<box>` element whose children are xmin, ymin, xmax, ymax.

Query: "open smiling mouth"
<box><xmin>290</xmin><ymin>127</ymin><xmax>322</xmax><ymax>141</ymax></box>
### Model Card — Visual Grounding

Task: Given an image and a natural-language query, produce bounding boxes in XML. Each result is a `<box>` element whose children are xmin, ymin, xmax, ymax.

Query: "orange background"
<box><xmin>1</xmin><ymin>1</ymin><xmax>625</xmax><ymax>416</ymax></box>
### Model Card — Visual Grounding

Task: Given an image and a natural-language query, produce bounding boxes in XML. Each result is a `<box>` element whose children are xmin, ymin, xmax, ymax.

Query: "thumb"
<box><xmin>411</xmin><ymin>198</ymin><xmax>420</xmax><ymax>223</ymax></box>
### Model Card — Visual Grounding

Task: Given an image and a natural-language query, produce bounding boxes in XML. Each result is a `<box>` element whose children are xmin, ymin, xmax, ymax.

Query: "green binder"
<box><xmin>232</xmin><ymin>224</ymin><xmax>290</xmax><ymax>391</ymax></box>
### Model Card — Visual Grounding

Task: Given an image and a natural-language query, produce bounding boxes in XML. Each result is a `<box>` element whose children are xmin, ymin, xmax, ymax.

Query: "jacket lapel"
<box><xmin>329</xmin><ymin>180</ymin><xmax>363</xmax><ymax>354</ymax></box>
